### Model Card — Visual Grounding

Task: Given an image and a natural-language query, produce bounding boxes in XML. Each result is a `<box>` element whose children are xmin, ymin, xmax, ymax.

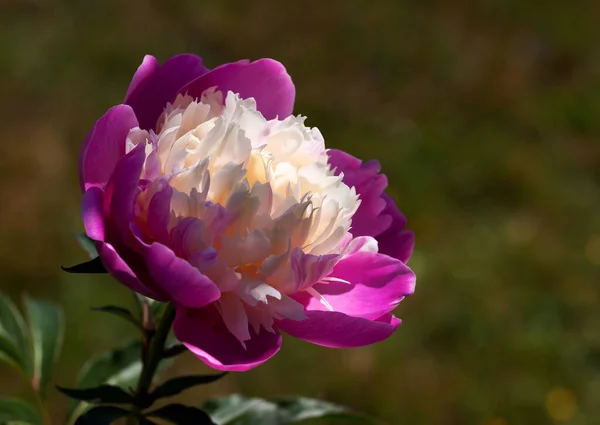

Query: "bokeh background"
<box><xmin>1</xmin><ymin>0</ymin><xmax>599</xmax><ymax>424</ymax></box>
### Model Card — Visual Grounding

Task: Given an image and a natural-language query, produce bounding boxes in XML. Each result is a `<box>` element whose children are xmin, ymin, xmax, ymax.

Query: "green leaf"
<box><xmin>0</xmin><ymin>398</ymin><xmax>42</xmax><ymax>424</ymax></box>
<box><xmin>24</xmin><ymin>296</ymin><xmax>64</xmax><ymax>394</ymax></box>
<box><xmin>57</xmin><ymin>385</ymin><xmax>135</xmax><ymax>404</ymax></box>
<box><xmin>0</xmin><ymin>293</ymin><xmax>31</xmax><ymax>375</ymax></box>
<box><xmin>77</xmin><ymin>341</ymin><xmax>142</xmax><ymax>389</ymax></box>
<box><xmin>66</xmin><ymin>341</ymin><xmax>142</xmax><ymax>421</ymax></box>
<box><xmin>61</xmin><ymin>257</ymin><xmax>107</xmax><ymax>274</ymax></box>
<box><xmin>147</xmin><ymin>404</ymin><xmax>216</xmax><ymax>425</ymax></box>
<box><xmin>203</xmin><ymin>395</ymin><xmax>279</xmax><ymax>425</ymax></box>
<box><xmin>275</xmin><ymin>397</ymin><xmax>357</xmax><ymax>422</ymax></box>
<box><xmin>73</xmin><ymin>405</ymin><xmax>130</xmax><ymax>424</ymax></box>
<box><xmin>76</xmin><ymin>233</ymin><xmax>98</xmax><ymax>259</ymax></box>
<box><xmin>91</xmin><ymin>306</ymin><xmax>144</xmax><ymax>332</ymax></box>
<box><xmin>150</xmin><ymin>373</ymin><xmax>228</xmax><ymax>401</ymax></box>
<box><xmin>67</xmin><ymin>340</ymin><xmax>174</xmax><ymax>423</ymax></box>
<box><xmin>162</xmin><ymin>343</ymin><xmax>187</xmax><ymax>359</ymax></box>
<box><xmin>203</xmin><ymin>395</ymin><xmax>365</xmax><ymax>425</ymax></box>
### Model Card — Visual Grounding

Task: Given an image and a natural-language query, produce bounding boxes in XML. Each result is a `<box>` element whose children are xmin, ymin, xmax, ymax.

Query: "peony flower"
<box><xmin>80</xmin><ymin>54</ymin><xmax>415</xmax><ymax>371</ymax></box>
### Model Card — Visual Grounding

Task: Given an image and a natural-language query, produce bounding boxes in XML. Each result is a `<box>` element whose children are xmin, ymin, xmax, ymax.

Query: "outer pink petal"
<box><xmin>379</xmin><ymin>229</ymin><xmax>415</xmax><ymax>264</ymax></box>
<box><xmin>82</xmin><ymin>186</ymin><xmax>105</xmax><ymax>241</ymax></box>
<box><xmin>305</xmin><ymin>252</ymin><xmax>415</xmax><ymax>320</ymax></box>
<box><xmin>179</xmin><ymin>59</ymin><xmax>295</xmax><ymax>120</ymax></box>
<box><xmin>328</xmin><ymin>149</ymin><xmax>414</xmax><ymax>263</ymax></box>
<box><xmin>146</xmin><ymin>182</ymin><xmax>173</xmax><ymax>245</ymax></box>
<box><xmin>96</xmin><ymin>241</ymin><xmax>164</xmax><ymax>300</ymax></box>
<box><xmin>174</xmin><ymin>305</ymin><xmax>282</xmax><ymax>371</ymax></box>
<box><xmin>125</xmin><ymin>54</ymin><xmax>210</xmax><ymax>130</ymax></box>
<box><xmin>143</xmin><ymin>243</ymin><xmax>221</xmax><ymax>309</ymax></box>
<box><xmin>103</xmin><ymin>144</ymin><xmax>146</xmax><ymax>238</ymax></box>
<box><xmin>328</xmin><ymin>149</ymin><xmax>390</xmax><ymax>237</ymax></box>
<box><xmin>78</xmin><ymin>105</ymin><xmax>138</xmax><ymax>192</ymax></box>
<box><xmin>124</xmin><ymin>55</ymin><xmax>159</xmax><ymax>101</ymax></box>
<box><xmin>278</xmin><ymin>311</ymin><xmax>401</xmax><ymax>348</ymax></box>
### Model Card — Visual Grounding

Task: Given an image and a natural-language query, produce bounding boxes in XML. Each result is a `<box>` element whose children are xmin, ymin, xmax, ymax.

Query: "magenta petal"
<box><xmin>79</xmin><ymin>105</ymin><xmax>138</xmax><ymax>192</ymax></box>
<box><xmin>82</xmin><ymin>187</ymin><xmax>105</xmax><ymax>241</ymax></box>
<box><xmin>125</xmin><ymin>54</ymin><xmax>210</xmax><ymax>130</ymax></box>
<box><xmin>124</xmin><ymin>55</ymin><xmax>159</xmax><ymax>101</ymax></box>
<box><xmin>104</xmin><ymin>144</ymin><xmax>145</xmax><ymax>237</ymax></box>
<box><xmin>379</xmin><ymin>229</ymin><xmax>415</xmax><ymax>264</ymax></box>
<box><xmin>180</xmin><ymin>59</ymin><xmax>295</xmax><ymax>120</ymax></box>
<box><xmin>328</xmin><ymin>150</ymin><xmax>390</xmax><ymax>237</ymax></box>
<box><xmin>143</xmin><ymin>243</ymin><xmax>221</xmax><ymax>309</ymax></box>
<box><xmin>308</xmin><ymin>252</ymin><xmax>415</xmax><ymax>320</ymax></box>
<box><xmin>174</xmin><ymin>305</ymin><xmax>282</xmax><ymax>371</ymax></box>
<box><xmin>97</xmin><ymin>241</ymin><xmax>164</xmax><ymax>300</ymax></box>
<box><xmin>146</xmin><ymin>182</ymin><xmax>173</xmax><ymax>244</ymax></box>
<box><xmin>278</xmin><ymin>311</ymin><xmax>401</xmax><ymax>348</ymax></box>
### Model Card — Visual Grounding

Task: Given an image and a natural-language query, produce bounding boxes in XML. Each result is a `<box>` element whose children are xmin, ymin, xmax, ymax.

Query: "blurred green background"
<box><xmin>1</xmin><ymin>0</ymin><xmax>599</xmax><ymax>424</ymax></box>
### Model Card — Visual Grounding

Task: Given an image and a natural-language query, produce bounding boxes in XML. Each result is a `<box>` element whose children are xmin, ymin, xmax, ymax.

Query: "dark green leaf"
<box><xmin>148</xmin><ymin>404</ymin><xmax>216</xmax><ymax>425</ymax></box>
<box><xmin>74</xmin><ymin>405</ymin><xmax>130</xmax><ymax>424</ymax></box>
<box><xmin>66</xmin><ymin>341</ymin><xmax>142</xmax><ymax>422</ymax></box>
<box><xmin>139</xmin><ymin>418</ymin><xmax>159</xmax><ymax>425</ymax></box>
<box><xmin>150</xmin><ymin>373</ymin><xmax>228</xmax><ymax>402</ymax></box>
<box><xmin>91</xmin><ymin>306</ymin><xmax>144</xmax><ymax>332</ymax></box>
<box><xmin>0</xmin><ymin>398</ymin><xmax>42</xmax><ymax>424</ymax></box>
<box><xmin>24</xmin><ymin>296</ymin><xmax>64</xmax><ymax>393</ymax></box>
<box><xmin>0</xmin><ymin>294</ymin><xmax>31</xmax><ymax>375</ymax></box>
<box><xmin>57</xmin><ymin>385</ymin><xmax>135</xmax><ymax>404</ymax></box>
<box><xmin>61</xmin><ymin>257</ymin><xmax>107</xmax><ymax>274</ymax></box>
<box><xmin>203</xmin><ymin>395</ymin><xmax>279</xmax><ymax>425</ymax></box>
<box><xmin>67</xmin><ymin>340</ymin><xmax>174</xmax><ymax>423</ymax></box>
<box><xmin>162</xmin><ymin>343</ymin><xmax>187</xmax><ymax>359</ymax></box>
<box><xmin>76</xmin><ymin>233</ymin><xmax>98</xmax><ymax>259</ymax></box>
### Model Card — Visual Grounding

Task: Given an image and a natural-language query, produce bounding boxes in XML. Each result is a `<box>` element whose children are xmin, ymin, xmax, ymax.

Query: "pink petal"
<box><xmin>328</xmin><ymin>150</ymin><xmax>390</xmax><ymax>237</ymax></box>
<box><xmin>82</xmin><ymin>187</ymin><xmax>105</xmax><ymax>241</ymax></box>
<box><xmin>124</xmin><ymin>55</ymin><xmax>159</xmax><ymax>101</ymax></box>
<box><xmin>96</xmin><ymin>241</ymin><xmax>164</xmax><ymax>300</ymax></box>
<box><xmin>179</xmin><ymin>59</ymin><xmax>295</xmax><ymax>120</ymax></box>
<box><xmin>378</xmin><ymin>229</ymin><xmax>415</xmax><ymax>264</ymax></box>
<box><xmin>306</xmin><ymin>252</ymin><xmax>415</xmax><ymax>320</ymax></box>
<box><xmin>146</xmin><ymin>182</ymin><xmax>173</xmax><ymax>244</ymax></box>
<box><xmin>174</xmin><ymin>305</ymin><xmax>282</xmax><ymax>371</ymax></box>
<box><xmin>328</xmin><ymin>149</ymin><xmax>414</xmax><ymax>263</ymax></box>
<box><xmin>277</xmin><ymin>311</ymin><xmax>401</xmax><ymax>348</ymax></box>
<box><xmin>103</xmin><ymin>144</ymin><xmax>146</xmax><ymax>238</ymax></box>
<box><xmin>143</xmin><ymin>242</ymin><xmax>221</xmax><ymax>309</ymax></box>
<box><xmin>125</xmin><ymin>54</ymin><xmax>210</xmax><ymax>130</ymax></box>
<box><xmin>79</xmin><ymin>105</ymin><xmax>138</xmax><ymax>192</ymax></box>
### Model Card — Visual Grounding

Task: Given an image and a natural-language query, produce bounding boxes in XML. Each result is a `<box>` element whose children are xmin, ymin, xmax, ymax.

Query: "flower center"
<box><xmin>126</xmin><ymin>89</ymin><xmax>361</xmax><ymax>345</ymax></box>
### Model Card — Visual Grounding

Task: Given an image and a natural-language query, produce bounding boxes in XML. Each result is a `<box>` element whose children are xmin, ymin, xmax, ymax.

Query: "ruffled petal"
<box><xmin>179</xmin><ymin>59</ymin><xmax>295</xmax><ymax>120</ymax></box>
<box><xmin>304</xmin><ymin>252</ymin><xmax>415</xmax><ymax>320</ymax></box>
<box><xmin>174</xmin><ymin>305</ymin><xmax>282</xmax><ymax>371</ymax></box>
<box><xmin>143</xmin><ymin>242</ymin><xmax>221</xmax><ymax>309</ymax></box>
<box><xmin>125</xmin><ymin>54</ymin><xmax>210</xmax><ymax>130</ymax></box>
<box><xmin>79</xmin><ymin>105</ymin><xmax>138</xmax><ymax>191</ymax></box>
<box><xmin>277</xmin><ymin>311</ymin><xmax>401</xmax><ymax>348</ymax></box>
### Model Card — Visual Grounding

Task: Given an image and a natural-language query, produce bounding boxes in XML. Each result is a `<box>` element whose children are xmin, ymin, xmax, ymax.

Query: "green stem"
<box><xmin>127</xmin><ymin>303</ymin><xmax>176</xmax><ymax>424</ymax></box>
